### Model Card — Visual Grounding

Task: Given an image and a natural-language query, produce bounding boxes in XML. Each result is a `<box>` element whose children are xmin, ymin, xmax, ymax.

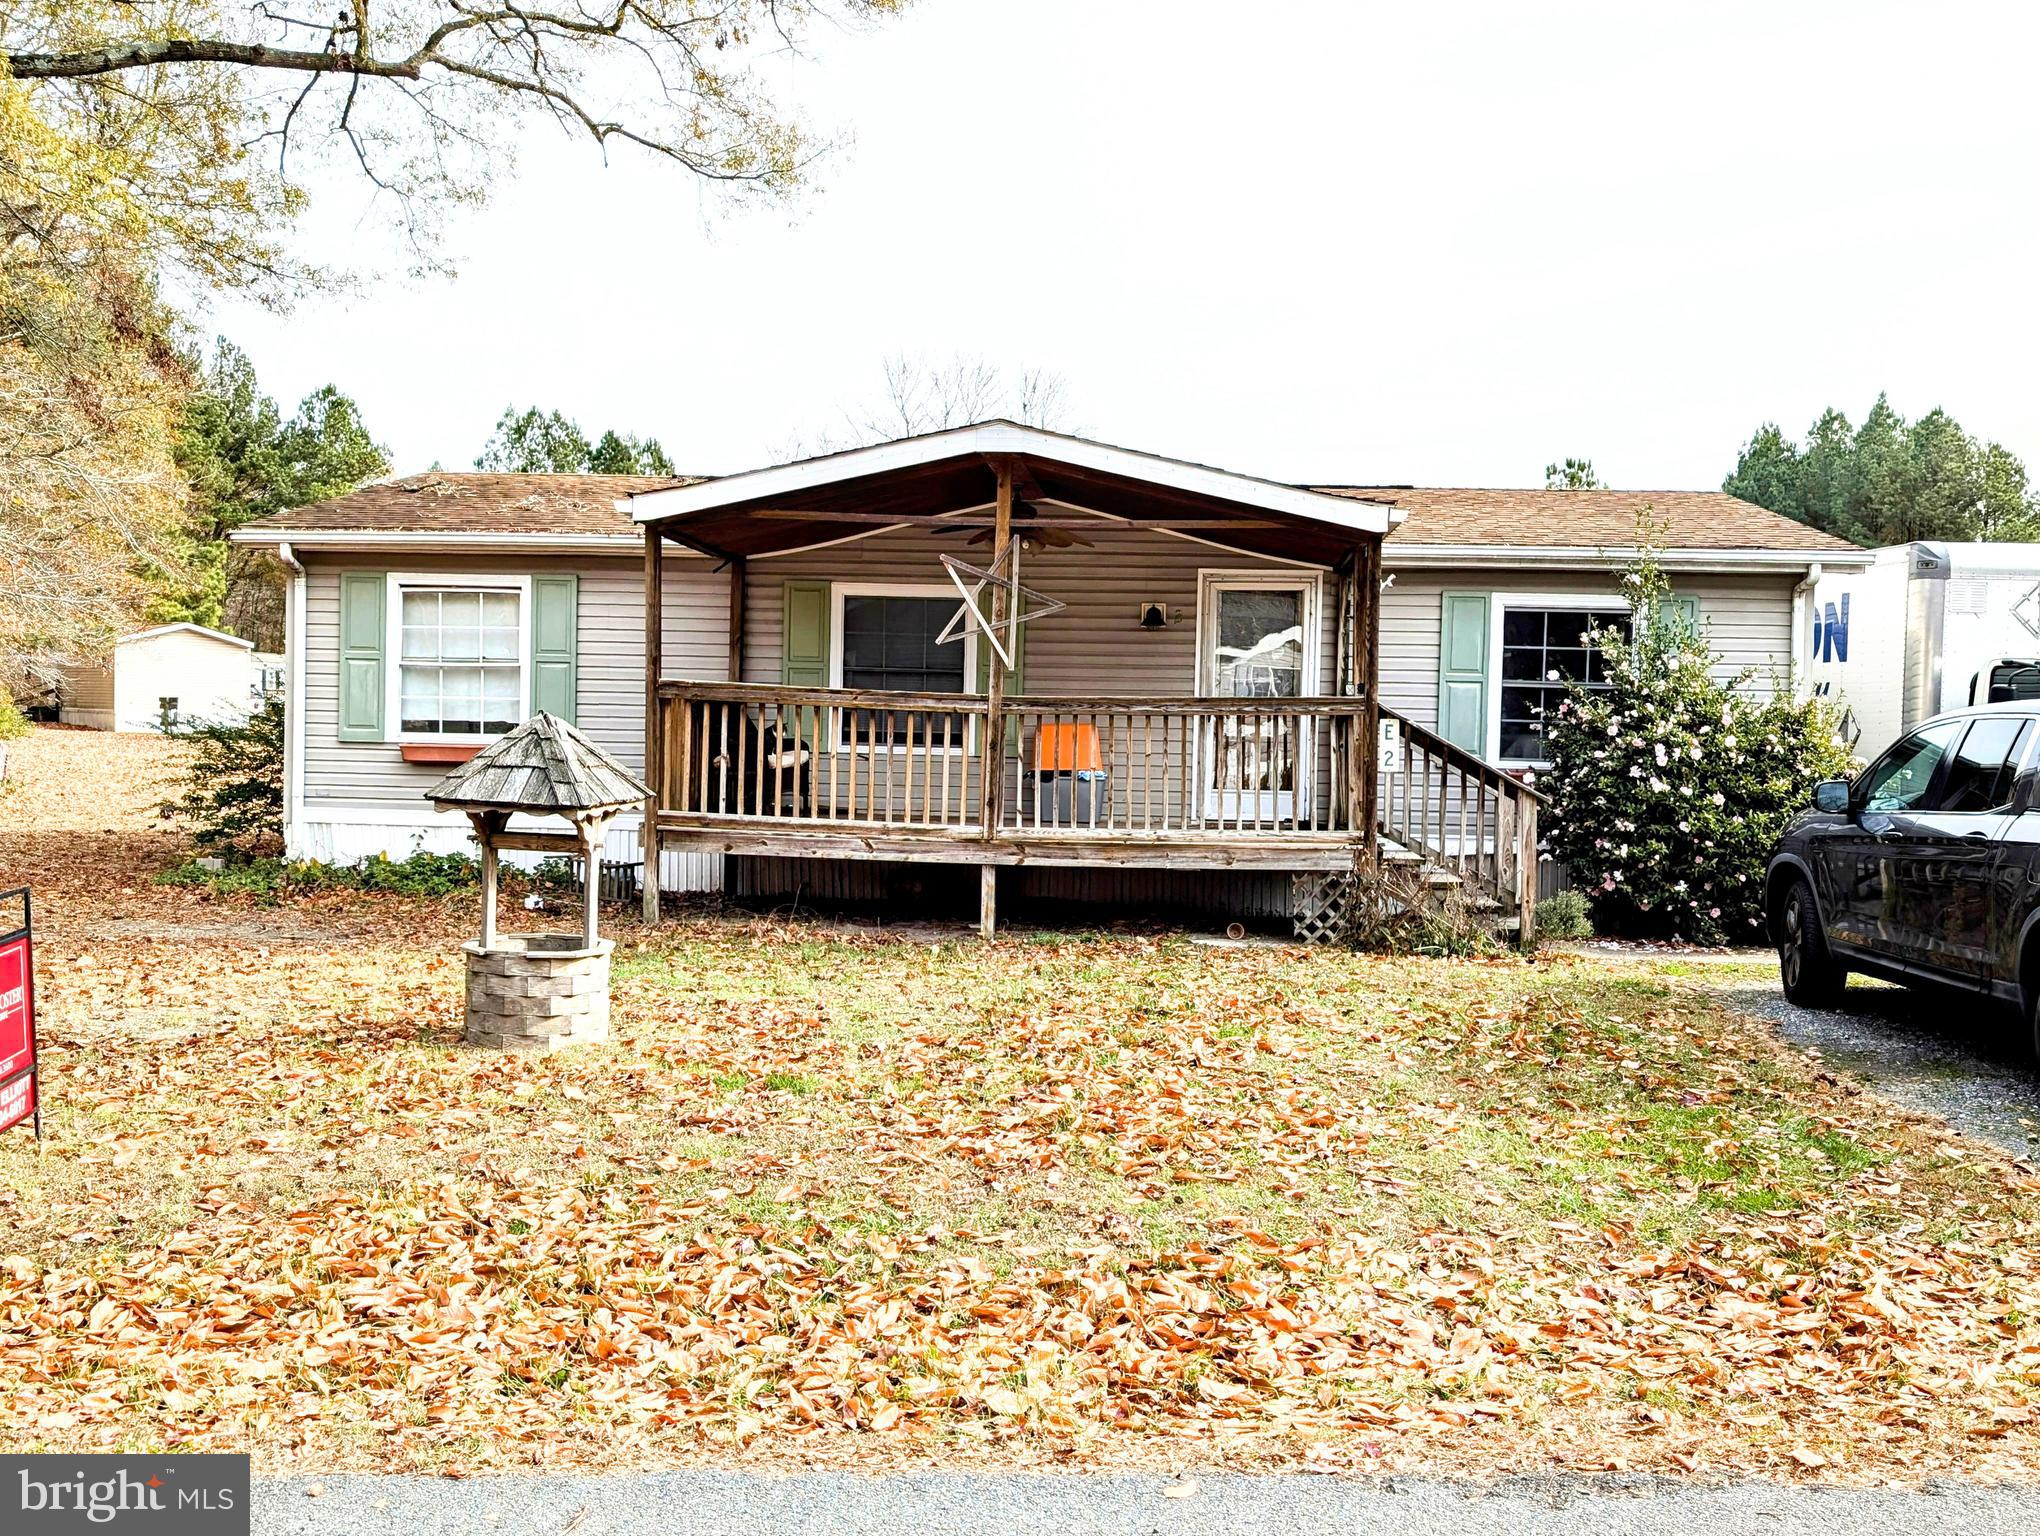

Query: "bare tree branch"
<box><xmin>6</xmin><ymin>37</ymin><xmax>423</xmax><ymax>81</ymax></box>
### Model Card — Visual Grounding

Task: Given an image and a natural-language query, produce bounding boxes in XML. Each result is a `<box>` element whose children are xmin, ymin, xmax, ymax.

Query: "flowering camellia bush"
<box><xmin>1542</xmin><ymin>543</ymin><xmax>1853</xmax><ymax>945</ymax></box>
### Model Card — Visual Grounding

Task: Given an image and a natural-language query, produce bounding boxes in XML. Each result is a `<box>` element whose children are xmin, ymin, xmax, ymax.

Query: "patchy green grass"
<box><xmin>5</xmin><ymin>870</ymin><xmax>2040</xmax><ymax>1479</ymax></box>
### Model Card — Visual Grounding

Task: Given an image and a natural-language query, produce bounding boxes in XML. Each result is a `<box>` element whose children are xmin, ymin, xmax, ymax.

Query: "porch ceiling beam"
<box><xmin>1032</xmin><ymin>460</ymin><xmax>1390</xmax><ymax>536</ymax></box>
<box><xmin>738</xmin><ymin>509</ymin><xmax>1285</xmax><ymax>530</ymax></box>
<box><xmin>643</xmin><ymin>519</ymin><xmax>737</xmax><ymax>564</ymax></box>
<box><xmin>999</xmin><ymin>455</ymin><xmax>1047</xmax><ymax>503</ymax></box>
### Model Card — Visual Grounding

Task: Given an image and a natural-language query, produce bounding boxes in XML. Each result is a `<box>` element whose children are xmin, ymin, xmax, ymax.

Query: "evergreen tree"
<box><xmin>1726</xmin><ymin>395</ymin><xmax>2039</xmax><ymax>545</ymax></box>
<box><xmin>477</xmin><ymin>408</ymin><xmax>674</xmax><ymax>474</ymax></box>
<box><xmin>1543</xmin><ymin>458</ymin><xmax>1604</xmax><ymax>490</ymax></box>
<box><xmin>156</xmin><ymin>340</ymin><xmax>389</xmax><ymax>645</ymax></box>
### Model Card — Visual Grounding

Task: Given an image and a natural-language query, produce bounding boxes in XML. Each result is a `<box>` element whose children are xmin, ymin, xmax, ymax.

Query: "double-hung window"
<box><xmin>840</xmin><ymin>593</ymin><xmax>968</xmax><ymax>695</ymax></box>
<box><xmin>396</xmin><ymin>580</ymin><xmax>525</xmax><ymax>738</ymax></box>
<box><xmin>1497</xmin><ymin>605</ymin><xmax>1632</xmax><ymax>764</ymax></box>
<box><xmin>833</xmin><ymin>586</ymin><xmax>973</xmax><ymax>742</ymax></box>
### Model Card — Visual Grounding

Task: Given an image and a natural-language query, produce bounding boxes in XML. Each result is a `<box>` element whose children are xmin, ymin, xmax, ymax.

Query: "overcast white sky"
<box><xmin>203</xmin><ymin>0</ymin><xmax>2040</xmax><ymax>490</ymax></box>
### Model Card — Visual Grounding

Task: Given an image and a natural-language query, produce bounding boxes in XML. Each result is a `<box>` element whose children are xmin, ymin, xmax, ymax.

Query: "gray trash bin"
<box><xmin>1034</xmin><ymin>768</ymin><xmax>1108</xmax><ymax>826</ymax></box>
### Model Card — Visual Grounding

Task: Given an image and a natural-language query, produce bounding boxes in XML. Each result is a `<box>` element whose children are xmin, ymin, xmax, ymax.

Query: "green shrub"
<box><xmin>1542</xmin><ymin>531</ymin><xmax>1853</xmax><ymax>945</ymax></box>
<box><xmin>164</xmin><ymin>697</ymin><xmax>284</xmax><ymax>856</ymax></box>
<box><xmin>531</xmin><ymin>857</ymin><xmax>584</xmax><ymax>893</ymax></box>
<box><xmin>0</xmin><ymin>698</ymin><xmax>30</xmax><ymax>741</ymax></box>
<box><xmin>158</xmin><ymin>847</ymin><xmax>482</xmax><ymax>902</ymax></box>
<box><xmin>347</xmin><ymin>849</ymin><xmax>481</xmax><ymax>896</ymax></box>
<box><xmin>1533</xmin><ymin>887</ymin><xmax>1593</xmax><ymax>943</ymax></box>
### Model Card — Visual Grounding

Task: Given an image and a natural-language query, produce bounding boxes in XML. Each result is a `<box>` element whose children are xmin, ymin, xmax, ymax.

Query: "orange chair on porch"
<box><xmin>1032</xmin><ymin>722</ymin><xmax>1103</xmax><ymax>773</ymax></box>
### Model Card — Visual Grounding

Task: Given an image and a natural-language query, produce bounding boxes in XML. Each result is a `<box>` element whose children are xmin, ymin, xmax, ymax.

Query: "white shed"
<box><xmin>58</xmin><ymin>623</ymin><xmax>274</xmax><ymax>732</ymax></box>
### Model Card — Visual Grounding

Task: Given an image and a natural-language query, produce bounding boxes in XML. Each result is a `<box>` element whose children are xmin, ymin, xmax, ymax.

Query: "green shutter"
<box><xmin>1656</xmin><ymin>594</ymin><xmax>1700</xmax><ymax>634</ymax></box>
<box><xmin>976</xmin><ymin>599</ymin><xmax>1027</xmax><ymax>756</ymax></box>
<box><xmin>974</xmin><ymin>607</ymin><xmax>1027</xmax><ymax>695</ymax></box>
<box><xmin>1437</xmin><ymin>592</ymin><xmax>1490</xmax><ymax>757</ymax></box>
<box><xmin>337</xmin><ymin>572</ymin><xmax>385</xmax><ymax>742</ymax></box>
<box><xmin>531</xmin><ymin>573</ymin><xmax>578</xmax><ymax>724</ymax></box>
<box><xmin>782</xmin><ymin>581</ymin><xmax>831</xmax><ymax>687</ymax></box>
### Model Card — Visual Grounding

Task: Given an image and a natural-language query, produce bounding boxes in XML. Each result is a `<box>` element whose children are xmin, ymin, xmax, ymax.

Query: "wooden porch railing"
<box><xmin>995</xmin><ymin>697</ymin><xmax>1362</xmax><ymax>836</ymax></box>
<box><xmin>1376</xmin><ymin>704</ymin><xmax>1546</xmax><ymax>930</ymax></box>
<box><xmin>658</xmin><ymin>681</ymin><xmax>990</xmax><ymax>828</ymax></box>
<box><xmin>655</xmin><ymin>682</ymin><xmax>1366</xmax><ymax>838</ymax></box>
<box><xmin>652</xmin><ymin>683</ymin><xmax>1544</xmax><ymax>928</ymax></box>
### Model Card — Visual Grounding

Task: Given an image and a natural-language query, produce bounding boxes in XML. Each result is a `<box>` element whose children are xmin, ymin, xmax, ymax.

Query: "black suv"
<box><xmin>1767</xmin><ymin>703</ymin><xmax>2040</xmax><ymax>1044</ymax></box>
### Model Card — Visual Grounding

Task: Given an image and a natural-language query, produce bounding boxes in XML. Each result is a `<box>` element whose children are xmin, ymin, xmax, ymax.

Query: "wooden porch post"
<box><xmin>727</xmin><ymin>555</ymin><xmax>747</xmax><ymax>682</ymax></box>
<box><xmin>470</xmin><ymin>809</ymin><xmax>506</xmax><ymax>948</ymax></box>
<box><xmin>583</xmin><ymin>818</ymin><xmax>602</xmax><ymax>949</ymax></box>
<box><xmin>475</xmin><ymin>819</ymin><xmax>499</xmax><ymax>950</ymax></box>
<box><xmin>979</xmin><ymin>458</ymin><xmax>1015</xmax><ymax>940</ymax></box>
<box><xmin>642</xmin><ymin>525</ymin><xmax>664</xmax><ymax>923</ymax></box>
<box><xmin>1351</xmin><ymin>537</ymin><xmax>1381</xmax><ymax>872</ymax></box>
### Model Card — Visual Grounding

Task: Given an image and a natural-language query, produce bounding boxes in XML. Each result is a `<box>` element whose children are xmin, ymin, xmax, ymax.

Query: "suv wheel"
<box><xmin>1777</xmin><ymin>876</ymin><xmax>1847</xmax><ymax>1009</ymax></box>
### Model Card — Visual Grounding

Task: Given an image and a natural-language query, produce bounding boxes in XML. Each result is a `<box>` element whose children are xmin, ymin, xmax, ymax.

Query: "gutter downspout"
<box><xmin>1790</xmin><ymin>561</ymin><xmax>1823</xmax><ymax>699</ymax></box>
<box><xmin>277</xmin><ymin>541</ymin><xmax>306</xmax><ymax>858</ymax></box>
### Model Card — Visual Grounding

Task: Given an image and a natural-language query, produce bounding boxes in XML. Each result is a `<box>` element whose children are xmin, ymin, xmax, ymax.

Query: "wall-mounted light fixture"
<box><xmin>1138</xmin><ymin>603</ymin><xmax>1169</xmax><ymax>630</ymax></box>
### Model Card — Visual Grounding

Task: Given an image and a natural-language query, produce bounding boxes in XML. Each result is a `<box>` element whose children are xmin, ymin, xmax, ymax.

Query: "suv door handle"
<box><xmin>1964</xmin><ymin>830</ymin><xmax>1993</xmax><ymax>841</ymax></box>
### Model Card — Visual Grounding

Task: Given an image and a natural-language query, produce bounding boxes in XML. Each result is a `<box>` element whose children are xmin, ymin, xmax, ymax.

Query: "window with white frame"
<box><xmin>831</xmin><ymin>585</ymin><xmax>975</xmax><ymax>743</ymax></box>
<box><xmin>397</xmin><ymin>583</ymin><xmax>523</xmax><ymax>737</ymax></box>
<box><xmin>840</xmin><ymin>593</ymin><xmax>969</xmax><ymax>695</ymax></box>
<box><xmin>1497</xmin><ymin>605</ymin><xmax>1631</xmax><ymax>763</ymax></box>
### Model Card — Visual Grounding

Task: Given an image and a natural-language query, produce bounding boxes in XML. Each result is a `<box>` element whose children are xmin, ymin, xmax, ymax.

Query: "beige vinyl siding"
<box><xmin>742</xmin><ymin>525</ymin><xmax>1338</xmax><ymax>694</ymax></box>
<box><xmin>738</xmin><ymin>526</ymin><xmax>1344</xmax><ymax>826</ymax></box>
<box><xmin>300</xmin><ymin>551</ymin><xmax>724</xmax><ymax>806</ymax></box>
<box><xmin>1378</xmin><ymin>566</ymin><xmax>1798</xmax><ymax>737</ymax></box>
<box><xmin>56</xmin><ymin>662</ymin><xmax>113</xmax><ymax>714</ymax></box>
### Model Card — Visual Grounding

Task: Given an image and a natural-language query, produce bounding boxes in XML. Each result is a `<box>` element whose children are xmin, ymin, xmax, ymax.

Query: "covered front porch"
<box><xmin>629</xmin><ymin>423</ymin><xmax>1539</xmax><ymax>935</ymax></box>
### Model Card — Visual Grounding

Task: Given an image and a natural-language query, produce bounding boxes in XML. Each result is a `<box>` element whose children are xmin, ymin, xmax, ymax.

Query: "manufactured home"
<box><xmin>232</xmin><ymin>422</ymin><xmax>1866</xmax><ymax>935</ymax></box>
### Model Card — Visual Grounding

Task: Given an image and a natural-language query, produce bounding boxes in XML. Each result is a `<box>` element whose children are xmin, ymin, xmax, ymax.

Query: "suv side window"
<box><xmin>1933</xmin><ymin>716</ymin><xmax>2032</xmax><ymax>813</ymax></box>
<box><xmin>1859</xmin><ymin>720</ymin><xmax>1963</xmax><ymax>813</ymax></box>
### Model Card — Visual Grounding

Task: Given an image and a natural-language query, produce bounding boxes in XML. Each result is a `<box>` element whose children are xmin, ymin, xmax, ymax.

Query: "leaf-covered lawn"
<box><xmin>3</xmin><ymin>728</ymin><xmax>2040</xmax><ymax>1481</ymax></box>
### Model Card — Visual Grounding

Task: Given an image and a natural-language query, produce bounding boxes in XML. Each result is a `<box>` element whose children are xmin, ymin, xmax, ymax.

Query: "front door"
<box><xmin>1198</xmin><ymin>575</ymin><xmax>1318</xmax><ymax>823</ymax></box>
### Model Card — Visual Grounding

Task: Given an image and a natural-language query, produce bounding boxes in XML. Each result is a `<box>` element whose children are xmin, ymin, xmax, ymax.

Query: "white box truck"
<box><xmin>1806</xmin><ymin>542</ymin><xmax>2040</xmax><ymax>759</ymax></box>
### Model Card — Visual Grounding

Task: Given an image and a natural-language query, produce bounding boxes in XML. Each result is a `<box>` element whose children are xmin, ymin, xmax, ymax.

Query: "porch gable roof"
<box><xmin>624</xmin><ymin>421</ymin><xmax>1401</xmax><ymax>566</ymax></box>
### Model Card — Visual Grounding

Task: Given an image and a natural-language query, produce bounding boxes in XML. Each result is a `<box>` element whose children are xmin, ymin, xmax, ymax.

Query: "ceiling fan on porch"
<box><xmin>968</xmin><ymin>522</ymin><xmax>1094</xmax><ymax>550</ymax></box>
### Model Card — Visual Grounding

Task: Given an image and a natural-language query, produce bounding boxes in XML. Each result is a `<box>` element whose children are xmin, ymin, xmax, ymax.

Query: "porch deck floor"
<box><xmin>655</xmin><ymin>815</ymin><xmax>1367</xmax><ymax>871</ymax></box>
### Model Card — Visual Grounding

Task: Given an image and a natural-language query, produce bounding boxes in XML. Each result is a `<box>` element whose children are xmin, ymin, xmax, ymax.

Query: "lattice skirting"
<box><xmin>1291</xmin><ymin>872</ymin><xmax>1359</xmax><ymax>945</ymax></box>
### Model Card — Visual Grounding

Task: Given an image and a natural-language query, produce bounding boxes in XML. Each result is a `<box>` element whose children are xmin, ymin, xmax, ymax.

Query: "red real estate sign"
<box><xmin>0</xmin><ymin>1066</ymin><xmax>30</xmax><ymax>1140</ymax></box>
<box><xmin>0</xmin><ymin>888</ymin><xmax>35</xmax><ymax>1138</ymax></box>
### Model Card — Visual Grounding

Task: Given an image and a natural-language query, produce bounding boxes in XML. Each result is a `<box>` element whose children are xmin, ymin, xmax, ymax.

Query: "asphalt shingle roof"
<box><xmin>252</xmin><ymin>472</ymin><xmax>690</xmax><ymax>535</ymax></box>
<box><xmin>245</xmin><ymin>472</ymin><xmax>1858</xmax><ymax>555</ymax></box>
<box><xmin>1321</xmin><ymin>486</ymin><xmax>1857</xmax><ymax>553</ymax></box>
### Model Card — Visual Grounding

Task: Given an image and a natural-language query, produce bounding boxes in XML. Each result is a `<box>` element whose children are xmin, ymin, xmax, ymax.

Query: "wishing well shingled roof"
<box><xmin>427</xmin><ymin>712</ymin><xmax>648</xmax><ymax>817</ymax></box>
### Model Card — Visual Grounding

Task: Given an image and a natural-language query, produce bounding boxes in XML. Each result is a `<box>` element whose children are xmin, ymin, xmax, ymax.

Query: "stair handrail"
<box><xmin>1377</xmin><ymin>704</ymin><xmax>1550</xmax><ymax>808</ymax></box>
<box><xmin>1376</xmin><ymin>703</ymin><xmax>1545</xmax><ymax>937</ymax></box>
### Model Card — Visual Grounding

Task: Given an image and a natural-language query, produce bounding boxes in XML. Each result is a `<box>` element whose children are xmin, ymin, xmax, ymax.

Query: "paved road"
<box><xmin>251</xmin><ymin>1470</ymin><xmax>2040</xmax><ymax>1536</ymax></box>
<box><xmin>1718</xmin><ymin>975</ymin><xmax>2040</xmax><ymax>1162</ymax></box>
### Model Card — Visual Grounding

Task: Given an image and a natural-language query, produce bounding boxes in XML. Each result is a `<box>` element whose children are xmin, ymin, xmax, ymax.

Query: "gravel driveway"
<box><xmin>1716</xmin><ymin>973</ymin><xmax>2040</xmax><ymax>1162</ymax></box>
<box><xmin>251</xmin><ymin>1470</ymin><xmax>2040</xmax><ymax>1536</ymax></box>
